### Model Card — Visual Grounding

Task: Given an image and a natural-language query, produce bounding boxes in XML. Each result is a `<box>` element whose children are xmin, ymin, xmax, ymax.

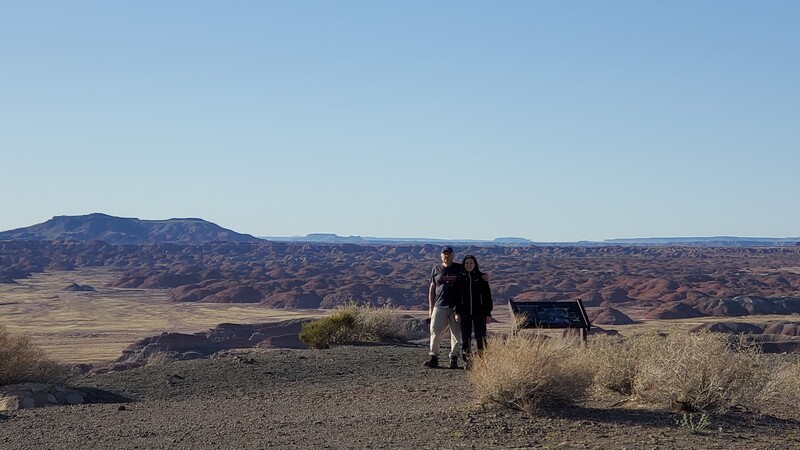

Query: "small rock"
<box><xmin>64</xmin><ymin>392</ymin><xmax>85</xmax><ymax>405</ymax></box>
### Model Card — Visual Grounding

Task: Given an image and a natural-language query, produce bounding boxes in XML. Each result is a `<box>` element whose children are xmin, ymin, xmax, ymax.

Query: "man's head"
<box><xmin>440</xmin><ymin>246</ymin><xmax>454</xmax><ymax>266</ymax></box>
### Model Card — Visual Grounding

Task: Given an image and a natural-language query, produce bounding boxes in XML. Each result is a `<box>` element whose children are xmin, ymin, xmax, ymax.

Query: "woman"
<box><xmin>454</xmin><ymin>255</ymin><xmax>492</xmax><ymax>368</ymax></box>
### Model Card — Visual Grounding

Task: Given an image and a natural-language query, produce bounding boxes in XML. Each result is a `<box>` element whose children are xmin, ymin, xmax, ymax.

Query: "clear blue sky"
<box><xmin>2</xmin><ymin>1</ymin><xmax>798</xmax><ymax>242</ymax></box>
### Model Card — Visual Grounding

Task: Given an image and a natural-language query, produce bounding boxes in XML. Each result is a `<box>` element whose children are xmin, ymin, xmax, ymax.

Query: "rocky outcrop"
<box><xmin>589</xmin><ymin>307</ymin><xmax>635</xmax><ymax>325</ymax></box>
<box><xmin>64</xmin><ymin>283</ymin><xmax>95</xmax><ymax>292</ymax></box>
<box><xmin>690</xmin><ymin>320</ymin><xmax>800</xmax><ymax>353</ymax></box>
<box><xmin>691</xmin><ymin>296</ymin><xmax>800</xmax><ymax>316</ymax></box>
<box><xmin>199</xmin><ymin>285</ymin><xmax>263</xmax><ymax>303</ymax></box>
<box><xmin>0</xmin><ymin>267</ymin><xmax>30</xmax><ymax>284</ymax></box>
<box><xmin>644</xmin><ymin>302</ymin><xmax>707</xmax><ymax>320</ymax></box>
<box><xmin>107</xmin><ymin>319</ymin><xmax>313</xmax><ymax>371</ymax></box>
<box><xmin>0</xmin><ymin>383</ymin><xmax>84</xmax><ymax>411</ymax></box>
<box><xmin>692</xmin><ymin>320</ymin><xmax>800</xmax><ymax>337</ymax></box>
<box><xmin>600</xmin><ymin>287</ymin><xmax>636</xmax><ymax>305</ymax></box>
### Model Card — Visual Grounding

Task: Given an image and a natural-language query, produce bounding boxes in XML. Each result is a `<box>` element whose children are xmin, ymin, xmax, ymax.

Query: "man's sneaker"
<box><xmin>423</xmin><ymin>355</ymin><xmax>438</xmax><ymax>368</ymax></box>
<box><xmin>449</xmin><ymin>357</ymin><xmax>460</xmax><ymax>369</ymax></box>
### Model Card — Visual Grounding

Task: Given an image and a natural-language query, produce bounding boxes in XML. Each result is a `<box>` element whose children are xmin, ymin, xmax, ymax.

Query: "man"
<box><xmin>424</xmin><ymin>246</ymin><xmax>463</xmax><ymax>369</ymax></box>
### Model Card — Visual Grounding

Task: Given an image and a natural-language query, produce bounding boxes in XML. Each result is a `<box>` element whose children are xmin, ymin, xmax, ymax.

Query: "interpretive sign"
<box><xmin>508</xmin><ymin>299</ymin><xmax>591</xmax><ymax>332</ymax></box>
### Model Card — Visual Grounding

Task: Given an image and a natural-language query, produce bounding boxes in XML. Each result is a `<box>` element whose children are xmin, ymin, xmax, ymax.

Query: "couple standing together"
<box><xmin>424</xmin><ymin>246</ymin><xmax>493</xmax><ymax>369</ymax></box>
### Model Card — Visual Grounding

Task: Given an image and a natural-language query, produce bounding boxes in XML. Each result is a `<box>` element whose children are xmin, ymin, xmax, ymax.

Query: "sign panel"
<box><xmin>508</xmin><ymin>299</ymin><xmax>591</xmax><ymax>330</ymax></box>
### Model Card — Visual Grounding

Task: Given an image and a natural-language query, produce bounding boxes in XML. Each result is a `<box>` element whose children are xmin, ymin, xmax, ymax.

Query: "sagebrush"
<box><xmin>754</xmin><ymin>357</ymin><xmax>800</xmax><ymax>419</ymax></box>
<box><xmin>584</xmin><ymin>332</ymin><xmax>663</xmax><ymax>395</ymax></box>
<box><xmin>299</xmin><ymin>304</ymin><xmax>417</xmax><ymax>349</ymax></box>
<box><xmin>586</xmin><ymin>330</ymin><xmax>769</xmax><ymax>413</ymax></box>
<box><xmin>0</xmin><ymin>324</ymin><xmax>65</xmax><ymax>386</ymax></box>
<box><xmin>467</xmin><ymin>331</ymin><xmax>593</xmax><ymax>413</ymax></box>
<box><xmin>468</xmin><ymin>329</ymin><xmax>800</xmax><ymax>418</ymax></box>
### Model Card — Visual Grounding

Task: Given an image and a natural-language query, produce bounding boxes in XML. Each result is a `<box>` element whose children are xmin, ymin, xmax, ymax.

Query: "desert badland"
<box><xmin>1</xmin><ymin>215</ymin><xmax>800</xmax><ymax>448</ymax></box>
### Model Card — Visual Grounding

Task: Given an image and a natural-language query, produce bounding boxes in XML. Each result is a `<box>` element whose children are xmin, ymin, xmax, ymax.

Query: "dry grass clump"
<box><xmin>0</xmin><ymin>325</ymin><xmax>65</xmax><ymax>386</ymax></box>
<box><xmin>467</xmin><ymin>331</ymin><xmax>593</xmax><ymax>413</ymax></box>
<box><xmin>349</xmin><ymin>303</ymin><xmax>418</xmax><ymax>342</ymax></box>
<box><xmin>472</xmin><ymin>329</ymin><xmax>793</xmax><ymax>416</ymax></box>
<box><xmin>299</xmin><ymin>309</ymin><xmax>357</xmax><ymax>349</ymax></box>
<box><xmin>299</xmin><ymin>304</ymin><xmax>417</xmax><ymax>349</ymax></box>
<box><xmin>628</xmin><ymin>330</ymin><xmax>768</xmax><ymax>413</ymax></box>
<box><xmin>584</xmin><ymin>333</ymin><xmax>663</xmax><ymax>395</ymax></box>
<box><xmin>755</xmin><ymin>358</ymin><xmax>800</xmax><ymax>419</ymax></box>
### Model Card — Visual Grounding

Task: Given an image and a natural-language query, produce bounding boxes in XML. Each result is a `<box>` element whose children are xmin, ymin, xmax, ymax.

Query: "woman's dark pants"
<box><xmin>460</xmin><ymin>314</ymin><xmax>487</xmax><ymax>358</ymax></box>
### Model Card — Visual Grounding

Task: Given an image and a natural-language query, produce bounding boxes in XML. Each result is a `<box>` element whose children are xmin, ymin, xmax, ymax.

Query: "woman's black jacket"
<box><xmin>456</xmin><ymin>271</ymin><xmax>493</xmax><ymax>317</ymax></box>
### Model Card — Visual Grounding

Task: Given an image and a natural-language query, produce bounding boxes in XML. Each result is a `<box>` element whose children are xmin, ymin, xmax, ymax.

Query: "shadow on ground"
<box><xmin>543</xmin><ymin>405</ymin><xmax>800</xmax><ymax>430</ymax></box>
<box><xmin>77</xmin><ymin>387</ymin><xmax>133</xmax><ymax>404</ymax></box>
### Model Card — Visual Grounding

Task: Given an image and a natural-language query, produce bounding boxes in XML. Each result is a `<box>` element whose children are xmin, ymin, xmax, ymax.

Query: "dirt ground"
<box><xmin>2</xmin><ymin>344</ymin><xmax>799</xmax><ymax>450</ymax></box>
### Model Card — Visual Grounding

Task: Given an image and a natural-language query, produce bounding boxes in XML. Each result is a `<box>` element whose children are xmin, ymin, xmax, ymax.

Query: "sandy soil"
<box><xmin>2</xmin><ymin>344</ymin><xmax>799</xmax><ymax>450</ymax></box>
<box><xmin>0</xmin><ymin>269</ymin><xmax>325</xmax><ymax>364</ymax></box>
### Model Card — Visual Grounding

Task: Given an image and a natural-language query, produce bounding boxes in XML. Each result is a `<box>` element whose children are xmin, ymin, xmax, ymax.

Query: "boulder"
<box><xmin>111</xmin><ymin>319</ymin><xmax>316</xmax><ymax>370</ymax></box>
<box><xmin>0</xmin><ymin>383</ymin><xmax>84</xmax><ymax>411</ymax></box>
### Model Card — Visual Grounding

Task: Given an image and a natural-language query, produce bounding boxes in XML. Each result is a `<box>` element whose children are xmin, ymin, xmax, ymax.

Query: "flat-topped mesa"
<box><xmin>0</xmin><ymin>213</ymin><xmax>261</xmax><ymax>245</ymax></box>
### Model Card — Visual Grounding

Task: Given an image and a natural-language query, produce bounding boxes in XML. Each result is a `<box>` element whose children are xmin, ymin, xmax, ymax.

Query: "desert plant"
<box><xmin>676</xmin><ymin>412</ymin><xmax>711</xmax><ymax>434</ymax></box>
<box><xmin>467</xmin><ymin>332</ymin><xmax>594</xmax><ymax>413</ymax></box>
<box><xmin>299</xmin><ymin>309</ymin><xmax>357</xmax><ymax>349</ymax></box>
<box><xmin>510</xmin><ymin>313</ymin><xmax>529</xmax><ymax>336</ymax></box>
<box><xmin>348</xmin><ymin>303</ymin><xmax>417</xmax><ymax>342</ymax></box>
<box><xmin>631</xmin><ymin>329</ymin><xmax>768</xmax><ymax>413</ymax></box>
<box><xmin>299</xmin><ymin>303</ymin><xmax>418</xmax><ymax>349</ymax></box>
<box><xmin>0</xmin><ymin>324</ymin><xmax>65</xmax><ymax>386</ymax></box>
<box><xmin>754</xmin><ymin>358</ymin><xmax>800</xmax><ymax>419</ymax></box>
<box><xmin>585</xmin><ymin>332</ymin><xmax>664</xmax><ymax>395</ymax></box>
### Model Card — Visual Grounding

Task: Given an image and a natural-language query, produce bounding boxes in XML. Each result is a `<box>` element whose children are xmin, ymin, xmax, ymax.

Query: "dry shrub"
<box><xmin>585</xmin><ymin>333</ymin><xmax>661</xmax><ymax>395</ymax></box>
<box><xmin>299</xmin><ymin>309</ymin><xmax>357</xmax><ymax>349</ymax></box>
<box><xmin>0</xmin><ymin>325</ymin><xmax>65</xmax><ymax>385</ymax></box>
<box><xmin>631</xmin><ymin>330</ymin><xmax>767</xmax><ymax>413</ymax></box>
<box><xmin>349</xmin><ymin>304</ymin><xmax>417</xmax><ymax>342</ymax></box>
<box><xmin>300</xmin><ymin>303</ymin><xmax>418</xmax><ymax>349</ymax></box>
<box><xmin>755</xmin><ymin>358</ymin><xmax>800</xmax><ymax>419</ymax></box>
<box><xmin>467</xmin><ymin>332</ymin><xmax>593</xmax><ymax>413</ymax></box>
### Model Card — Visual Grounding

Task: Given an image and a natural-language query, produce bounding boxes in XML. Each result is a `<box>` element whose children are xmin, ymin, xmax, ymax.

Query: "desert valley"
<box><xmin>3</xmin><ymin>214</ymin><xmax>800</xmax><ymax>361</ymax></box>
<box><xmin>1</xmin><ymin>214</ymin><xmax>799</xmax><ymax>449</ymax></box>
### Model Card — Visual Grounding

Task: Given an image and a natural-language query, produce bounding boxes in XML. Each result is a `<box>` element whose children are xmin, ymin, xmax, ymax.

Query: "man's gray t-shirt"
<box><xmin>430</xmin><ymin>263</ymin><xmax>462</xmax><ymax>308</ymax></box>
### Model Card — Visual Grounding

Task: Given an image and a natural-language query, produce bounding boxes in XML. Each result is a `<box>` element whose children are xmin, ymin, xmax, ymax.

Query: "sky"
<box><xmin>2</xmin><ymin>1</ymin><xmax>798</xmax><ymax>242</ymax></box>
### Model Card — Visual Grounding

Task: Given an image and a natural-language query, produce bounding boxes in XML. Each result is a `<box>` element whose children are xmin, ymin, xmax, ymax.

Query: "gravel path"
<box><xmin>2</xmin><ymin>344</ymin><xmax>799</xmax><ymax>449</ymax></box>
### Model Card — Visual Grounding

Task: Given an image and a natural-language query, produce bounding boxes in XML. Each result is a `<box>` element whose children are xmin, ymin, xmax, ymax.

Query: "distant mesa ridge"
<box><xmin>0</xmin><ymin>213</ymin><xmax>260</xmax><ymax>245</ymax></box>
<box><xmin>0</xmin><ymin>213</ymin><xmax>798</xmax><ymax>246</ymax></box>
